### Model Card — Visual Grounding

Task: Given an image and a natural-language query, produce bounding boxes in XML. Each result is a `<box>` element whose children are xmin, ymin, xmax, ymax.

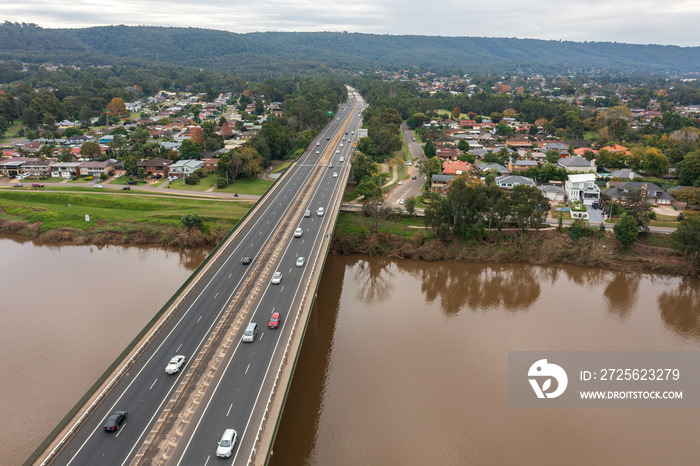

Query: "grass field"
<box><xmin>335</xmin><ymin>212</ymin><xmax>428</xmax><ymax>239</ymax></box>
<box><xmin>0</xmin><ymin>190</ymin><xmax>253</xmax><ymax>235</ymax></box>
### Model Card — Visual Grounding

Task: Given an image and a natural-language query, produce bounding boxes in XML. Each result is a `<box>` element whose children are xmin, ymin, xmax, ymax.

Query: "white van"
<box><xmin>216</xmin><ymin>428</ymin><xmax>238</xmax><ymax>458</ymax></box>
<box><xmin>242</xmin><ymin>323</ymin><xmax>258</xmax><ymax>343</ymax></box>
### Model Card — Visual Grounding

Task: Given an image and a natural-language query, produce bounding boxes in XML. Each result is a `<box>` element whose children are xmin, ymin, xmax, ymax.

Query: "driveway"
<box><xmin>586</xmin><ymin>205</ymin><xmax>605</xmax><ymax>224</ymax></box>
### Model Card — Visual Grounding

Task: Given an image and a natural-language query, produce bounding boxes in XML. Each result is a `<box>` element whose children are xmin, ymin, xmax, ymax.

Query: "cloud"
<box><xmin>1</xmin><ymin>0</ymin><xmax>699</xmax><ymax>46</ymax></box>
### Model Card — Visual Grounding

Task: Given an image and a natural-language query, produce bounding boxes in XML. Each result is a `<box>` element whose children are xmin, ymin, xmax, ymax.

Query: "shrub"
<box><xmin>568</xmin><ymin>219</ymin><xmax>592</xmax><ymax>241</ymax></box>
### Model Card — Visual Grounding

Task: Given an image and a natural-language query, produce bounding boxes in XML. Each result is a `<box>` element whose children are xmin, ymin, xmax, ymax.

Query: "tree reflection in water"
<box><xmin>351</xmin><ymin>256</ymin><xmax>395</xmax><ymax>304</ymax></box>
<box><xmin>658</xmin><ymin>278</ymin><xmax>700</xmax><ymax>340</ymax></box>
<box><xmin>603</xmin><ymin>273</ymin><xmax>641</xmax><ymax>320</ymax></box>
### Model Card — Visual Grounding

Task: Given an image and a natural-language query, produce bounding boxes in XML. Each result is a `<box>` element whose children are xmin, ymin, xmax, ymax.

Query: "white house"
<box><xmin>169</xmin><ymin>159</ymin><xmax>204</xmax><ymax>177</ymax></box>
<box><xmin>565</xmin><ymin>173</ymin><xmax>600</xmax><ymax>205</ymax></box>
<box><xmin>51</xmin><ymin>162</ymin><xmax>81</xmax><ymax>178</ymax></box>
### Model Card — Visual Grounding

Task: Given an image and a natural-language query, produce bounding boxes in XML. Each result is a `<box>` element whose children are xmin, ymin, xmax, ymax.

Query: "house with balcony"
<box><xmin>51</xmin><ymin>162</ymin><xmax>81</xmax><ymax>178</ymax></box>
<box><xmin>565</xmin><ymin>173</ymin><xmax>600</xmax><ymax>205</ymax></box>
<box><xmin>20</xmin><ymin>159</ymin><xmax>53</xmax><ymax>177</ymax></box>
<box><xmin>430</xmin><ymin>174</ymin><xmax>456</xmax><ymax>194</ymax></box>
<box><xmin>138</xmin><ymin>158</ymin><xmax>173</xmax><ymax>178</ymax></box>
<box><xmin>169</xmin><ymin>159</ymin><xmax>204</xmax><ymax>178</ymax></box>
<box><xmin>78</xmin><ymin>160</ymin><xmax>116</xmax><ymax>178</ymax></box>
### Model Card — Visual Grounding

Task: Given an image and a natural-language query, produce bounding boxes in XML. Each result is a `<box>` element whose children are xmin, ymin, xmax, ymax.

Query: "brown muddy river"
<box><xmin>272</xmin><ymin>256</ymin><xmax>700</xmax><ymax>465</ymax></box>
<box><xmin>3</xmin><ymin>236</ymin><xmax>699</xmax><ymax>465</ymax></box>
<box><xmin>0</xmin><ymin>235</ymin><xmax>209</xmax><ymax>465</ymax></box>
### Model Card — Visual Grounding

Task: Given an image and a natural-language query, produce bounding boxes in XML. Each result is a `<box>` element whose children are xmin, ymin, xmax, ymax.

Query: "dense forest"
<box><xmin>2</xmin><ymin>23</ymin><xmax>700</xmax><ymax>76</ymax></box>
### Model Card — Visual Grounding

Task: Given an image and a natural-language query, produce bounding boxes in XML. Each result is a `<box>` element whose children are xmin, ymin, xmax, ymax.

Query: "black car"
<box><xmin>103</xmin><ymin>411</ymin><xmax>128</xmax><ymax>431</ymax></box>
<box><xmin>241</xmin><ymin>257</ymin><xmax>252</xmax><ymax>265</ymax></box>
<box><xmin>122</xmin><ymin>186</ymin><xmax>131</xmax><ymax>191</ymax></box>
<box><xmin>127</xmin><ymin>180</ymin><xmax>138</xmax><ymax>185</ymax></box>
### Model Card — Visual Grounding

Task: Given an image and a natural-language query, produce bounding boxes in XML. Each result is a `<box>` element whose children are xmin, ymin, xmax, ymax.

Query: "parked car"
<box><xmin>296</xmin><ymin>257</ymin><xmax>306</xmax><ymax>267</ymax></box>
<box><xmin>268</xmin><ymin>312</ymin><xmax>281</xmax><ymax>329</ymax></box>
<box><xmin>122</xmin><ymin>186</ymin><xmax>131</xmax><ymax>191</ymax></box>
<box><xmin>294</xmin><ymin>227</ymin><xmax>303</xmax><ymax>238</ymax></box>
<box><xmin>13</xmin><ymin>183</ymin><xmax>23</xmax><ymax>187</ymax></box>
<box><xmin>32</xmin><ymin>183</ymin><xmax>44</xmax><ymax>188</ymax></box>
<box><xmin>94</xmin><ymin>184</ymin><xmax>103</xmax><ymax>188</ymax></box>
<box><xmin>241</xmin><ymin>256</ymin><xmax>252</xmax><ymax>265</ymax></box>
<box><xmin>103</xmin><ymin>411</ymin><xmax>128</xmax><ymax>432</ymax></box>
<box><xmin>216</xmin><ymin>428</ymin><xmax>238</xmax><ymax>458</ymax></box>
<box><xmin>271</xmin><ymin>271</ymin><xmax>282</xmax><ymax>284</ymax></box>
<box><xmin>165</xmin><ymin>355</ymin><xmax>186</xmax><ymax>374</ymax></box>
<box><xmin>128</xmin><ymin>180</ymin><xmax>138</xmax><ymax>185</ymax></box>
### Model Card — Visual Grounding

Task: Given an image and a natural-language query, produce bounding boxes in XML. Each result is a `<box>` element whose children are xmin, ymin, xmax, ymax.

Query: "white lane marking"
<box><xmin>150</xmin><ymin>379</ymin><xmax>158</xmax><ymax>390</ymax></box>
<box><xmin>197</xmin><ymin>315</ymin><xmax>202</xmax><ymax>323</ymax></box>
<box><xmin>115</xmin><ymin>424</ymin><xmax>126</xmax><ymax>438</ymax></box>
<box><xmin>260</xmin><ymin>332</ymin><xmax>264</xmax><ymax>341</ymax></box>
<box><xmin>204</xmin><ymin>456</ymin><xmax>210</xmax><ymax>466</ymax></box>
<box><xmin>281</xmin><ymin>285</ymin><xmax>284</xmax><ymax>292</ymax></box>
<box><xmin>176</xmin><ymin>343</ymin><xmax>182</xmax><ymax>352</ymax></box>
<box><xmin>245</xmin><ymin>364</ymin><xmax>250</xmax><ymax>375</ymax></box>
<box><xmin>228</xmin><ymin>273</ymin><xmax>232</xmax><ymax>279</ymax></box>
<box><xmin>226</xmin><ymin>403</ymin><xmax>233</xmax><ymax>416</ymax></box>
<box><xmin>214</xmin><ymin>292</ymin><xmax>219</xmax><ymax>299</ymax></box>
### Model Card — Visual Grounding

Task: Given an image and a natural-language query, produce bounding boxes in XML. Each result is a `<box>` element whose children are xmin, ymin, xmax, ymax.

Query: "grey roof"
<box><xmin>432</xmin><ymin>174</ymin><xmax>457</xmax><ymax>182</ymax></box>
<box><xmin>512</xmin><ymin>160</ymin><xmax>538</xmax><ymax>166</ymax></box>
<box><xmin>538</xmin><ymin>184</ymin><xmax>565</xmax><ymax>194</ymax></box>
<box><xmin>558</xmin><ymin>156</ymin><xmax>592</xmax><ymax>167</ymax></box>
<box><xmin>476</xmin><ymin>163</ymin><xmax>510</xmax><ymax>174</ymax></box>
<box><xmin>495</xmin><ymin>175</ymin><xmax>535</xmax><ymax>187</ymax></box>
<box><xmin>609</xmin><ymin>168</ymin><xmax>641</xmax><ymax>179</ymax></box>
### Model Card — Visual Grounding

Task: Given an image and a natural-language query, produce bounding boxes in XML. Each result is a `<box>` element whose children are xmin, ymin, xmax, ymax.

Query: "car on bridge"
<box><xmin>271</xmin><ymin>271</ymin><xmax>282</xmax><ymax>284</ymax></box>
<box><xmin>317</xmin><ymin>207</ymin><xmax>324</xmax><ymax>216</ymax></box>
<box><xmin>268</xmin><ymin>312</ymin><xmax>281</xmax><ymax>329</ymax></box>
<box><xmin>216</xmin><ymin>428</ymin><xmax>238</xmax><ymax>458</ymax></box>
<box><xmin>333</xmin><ymin>172</ymin><xmax>338</xmax><ymax>178</ymax></box>
<box><xmin>296</xmin><ymin>257</ymin><xmax>306</xmax><ymax>267</ymax></box>
<box><xmin>294</xmin><ymin>227</ymin><xmax>303</xmax><ymax>237</ymax></box>
<box><xmin>103</xmin><ymin>411</ymin><xmax>128</xmax><ymax>432</ymax></box>
<box><xmin>165</xmin><ymin>355</ymin><xmax>186</xmax><ymax>374</ymax></box>
<box><xmin>241</xmin><ymin>256</ymin><xmax>252</xmax><ymax>265</ymax></box>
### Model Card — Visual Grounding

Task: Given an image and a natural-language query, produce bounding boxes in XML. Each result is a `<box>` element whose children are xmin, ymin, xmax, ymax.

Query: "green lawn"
<box><xmin>436</xmin><ymin>109</ymin><xmax>469</xmax><ymax>120</ymax></box>
<box><xmin>0</xmin><ymin>120</ymin><xmax>23</xmax><ymax>142</ymax></box>
<box><xmin>335</xmin><ymin>212</ymin><xmax>429</xmax><ymax>238</ymax></box>
<box><xmin>0</xmin><ymin>190</ymin><xmax>253</xmax><ymax>234</ymax></box>
<box><xmin>271</xmin><ymin>161</ymin><xmax>292</xmax><ymax>174</ymax></box>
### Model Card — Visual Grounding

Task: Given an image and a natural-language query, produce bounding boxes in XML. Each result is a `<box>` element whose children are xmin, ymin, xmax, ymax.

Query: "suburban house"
<box><xmin>442</xmin><ymin>160</ymin><xmax>471</xmax><ymax>175</ymax></box>
<box><xmin>565</xmin><ymin>173</ymin><xmax>600</xmax><ymax>205</ymax></box>
<box><xmin>495</xmin><ymin>175</ymin><xmax>535</xmax><ymax>189</ymax></box>
<box><xmin>557</xmin><ymin>156</ymin><xmax>597</xmax><ymax>173</ymax></box>
<box><xmin>603</xmin><ymin>181</ymin><xmax>674</xmax><ymax>206</ymax></box>
<box><xmin>0</xmin><ymin>158</ymin><xmax>27</xmax><ymax>178</ymax></box>
<box><xmin>169</xmin><ymin>159</ymin><xmax>205</xmax><ymax>178</ymax></box>
<box><xmin>537</xmin><ymin>184</ymin><xmax>566</xmax><ymax>202</ymax></box>
<box><xmin>508</xmin><ymin>159</ymin><xmax>538</xmax><ymax>173</ymax></box>
<box><xmin>475</xmin><ymin>163</ymin><xmax>510</xmax><ymax>175</ymax></box>
<box><xmin>608</xmin><ymin>168</ymin><xmax>642</xmax><ymax>179</ymax></box>
<box><xmin>78</xmin><ymin>160</ymin><xmax>116</xmax><ymax>178</ymax></box>
<box><xmin>139</xmin><ymin>158</ymin><xmax>173</xmax><ymax>177</ymax></box>
<box><xmin>430</xmin><ymin>174</ymin><xmax>456</xmax><ymax>194</ymax></box>
<box><xmin>20</xmin><ymin>159</ymin><xmax>52</xmax><ymax>177</ymax></box>
<box><xmin>51</xmin><ymin>162</ymin><xmax>81</xmax><ymax>178</ymax></box>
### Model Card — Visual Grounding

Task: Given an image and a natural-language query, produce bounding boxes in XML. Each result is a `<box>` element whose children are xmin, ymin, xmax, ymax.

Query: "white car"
<box><xmin>316</xmin><ymin>150</ymin><xmax>320</xmax><ymax>154</ymax></box>
<box><xmin>336</xmin><ymin>149</ymin><xmax>340</xmax><ymax>154</ymax></box>
<box><xmin>296</xmin><ymin>257</ymin><xmax>306</xmax><ymax>267</ymax></box>
<box><xmin>114</xmin><ymin>174</ymin><xmax>121</xmax><ymax>178</ymax></box>
<box><xmin>316</xmin><ymin>142</ymin><xmax>320</xmax><ymax>146</ymax></box>
<box><xmin>271</xmin><ymin>271</ymin><xmax>282</xmax><ymax>284</ymax></box>
<box><xmin>165</xmin><ymin>355</ymin><xmax>186</xmax><ymax>374</ymax></box>
<box><xmin>333</xmin><ymin>172</ymin><xmax>338</xmax><ymax>178</ymax></box>
<box><xmin>294</xmin><ymin>227</ymin><xmax>303</xmax><ymax>238</ymax></box>
<box><xmin>340</xmin><ymin>143</ymin><xmax>344</xmax><ymax>147</ymax></box>
<box><xmin>399</xmin><ymin>199</ymin><xmax>405</xmax><ymax>205</ymax></box>
<box><xmin>216</xmin><ymin>429</ymin><xmax>238</xmax><ymax>458</ymax></box>
<box><xmin>317</xmin><ymin>207</ymin><xmax>324</xmax><ymax>216</ymax></box>
<box><xmin>398</xmin><ymin>181</ymin><xmax>404</xmax><ymax>186</ymax></box>
<box><xmin>339</xmin><ymin>157</ymin><xmax>344</xmax><ymax>162</ymax></box>
<box><xmin>94</xmin><ymin>184</ymin><xmax>103</xmax><ymax>188</ymax></box>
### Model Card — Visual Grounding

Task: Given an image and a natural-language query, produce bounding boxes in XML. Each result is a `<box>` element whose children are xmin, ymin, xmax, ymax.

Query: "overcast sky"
<box><xmin>2</xmin><ymin>0</ymin><xmax>699</xmax><ymax>47</ymax></box>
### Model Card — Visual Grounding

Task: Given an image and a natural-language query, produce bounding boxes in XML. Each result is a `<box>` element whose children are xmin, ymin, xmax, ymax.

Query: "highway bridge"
<box><xmin>37</xmin><ymin>89</ymin><xmax>365</xmax><ymax>466</ymax></box>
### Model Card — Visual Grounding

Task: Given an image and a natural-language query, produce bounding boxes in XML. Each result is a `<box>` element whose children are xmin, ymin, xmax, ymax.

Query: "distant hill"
<box><xmin>2</xmin><ymin>23</ymin><xmax>700</xmax><ymax>76</ymax></box>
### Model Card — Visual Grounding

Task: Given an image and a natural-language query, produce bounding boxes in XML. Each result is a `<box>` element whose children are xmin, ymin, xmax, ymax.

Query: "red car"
<box><xmin>268</xmin><ymin>312</ymin><xmax>281</xmax><ymax>329</ymax></box>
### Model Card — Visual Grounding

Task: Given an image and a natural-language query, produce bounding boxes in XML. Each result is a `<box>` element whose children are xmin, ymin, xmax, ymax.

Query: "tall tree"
<box><xmin>614</xmin><ymin>213</ymin><xmax>639</xmax><ymax>251</ymax></box>
<box><xmin>423</xmin><ymin>138</ymin><xmax>437</xmax><ymax>158</ymax></box>
<box><xmin>106</xmin><ymin>97</ymin><xmax>127</xmax><ymax>118</ymax></box>
<box><xmin>80</xmin><ymin>141</ymin><xmax>101</xmax><ymax>158</ymax></box>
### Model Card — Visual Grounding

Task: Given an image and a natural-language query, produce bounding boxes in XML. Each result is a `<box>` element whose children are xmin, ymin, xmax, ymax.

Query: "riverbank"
<box><xmin>330</xmin><ymin>217</ymin><xmax>697</xmax><ymax>278</ymax></box>
<box><xmin>0</xmin><ymin>191</ymin><xmax>253</xmax><ymax>247</ymax></box>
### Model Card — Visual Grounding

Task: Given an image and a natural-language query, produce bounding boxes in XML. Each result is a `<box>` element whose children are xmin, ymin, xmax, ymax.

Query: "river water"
<box><xmin>0</xmin><ymin>235</ymin><xmax>209</xmax><ymax>465</ymax></box>
<box><xmin>272</xmin><ymin>256</ymin><xmax>700</xmax><ymax>465</ymax></box>
<box><xmin>3</xmin><ymin>236</ymin><xmax>700</xmax><ymax>465</ymax></box>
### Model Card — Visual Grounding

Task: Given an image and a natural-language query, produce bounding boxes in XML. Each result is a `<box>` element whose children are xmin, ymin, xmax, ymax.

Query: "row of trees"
<box><xmin>424</xmin><ymin>178</ymin><xmax>550</xmax><ymax>239</ymax></box>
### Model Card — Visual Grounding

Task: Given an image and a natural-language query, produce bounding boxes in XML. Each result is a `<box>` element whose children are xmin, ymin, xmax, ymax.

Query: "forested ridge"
<box><xmin>2</xmin><ymin>23</ymin><xmax>700</xmax><ymax>76</ymax></box>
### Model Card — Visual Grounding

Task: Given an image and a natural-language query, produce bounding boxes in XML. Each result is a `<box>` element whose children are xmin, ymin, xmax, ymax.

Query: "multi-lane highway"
<box><xmin>43</xmin><ymin>90</ymin><xmax>364</xmax><ymax>466</ymax></box>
